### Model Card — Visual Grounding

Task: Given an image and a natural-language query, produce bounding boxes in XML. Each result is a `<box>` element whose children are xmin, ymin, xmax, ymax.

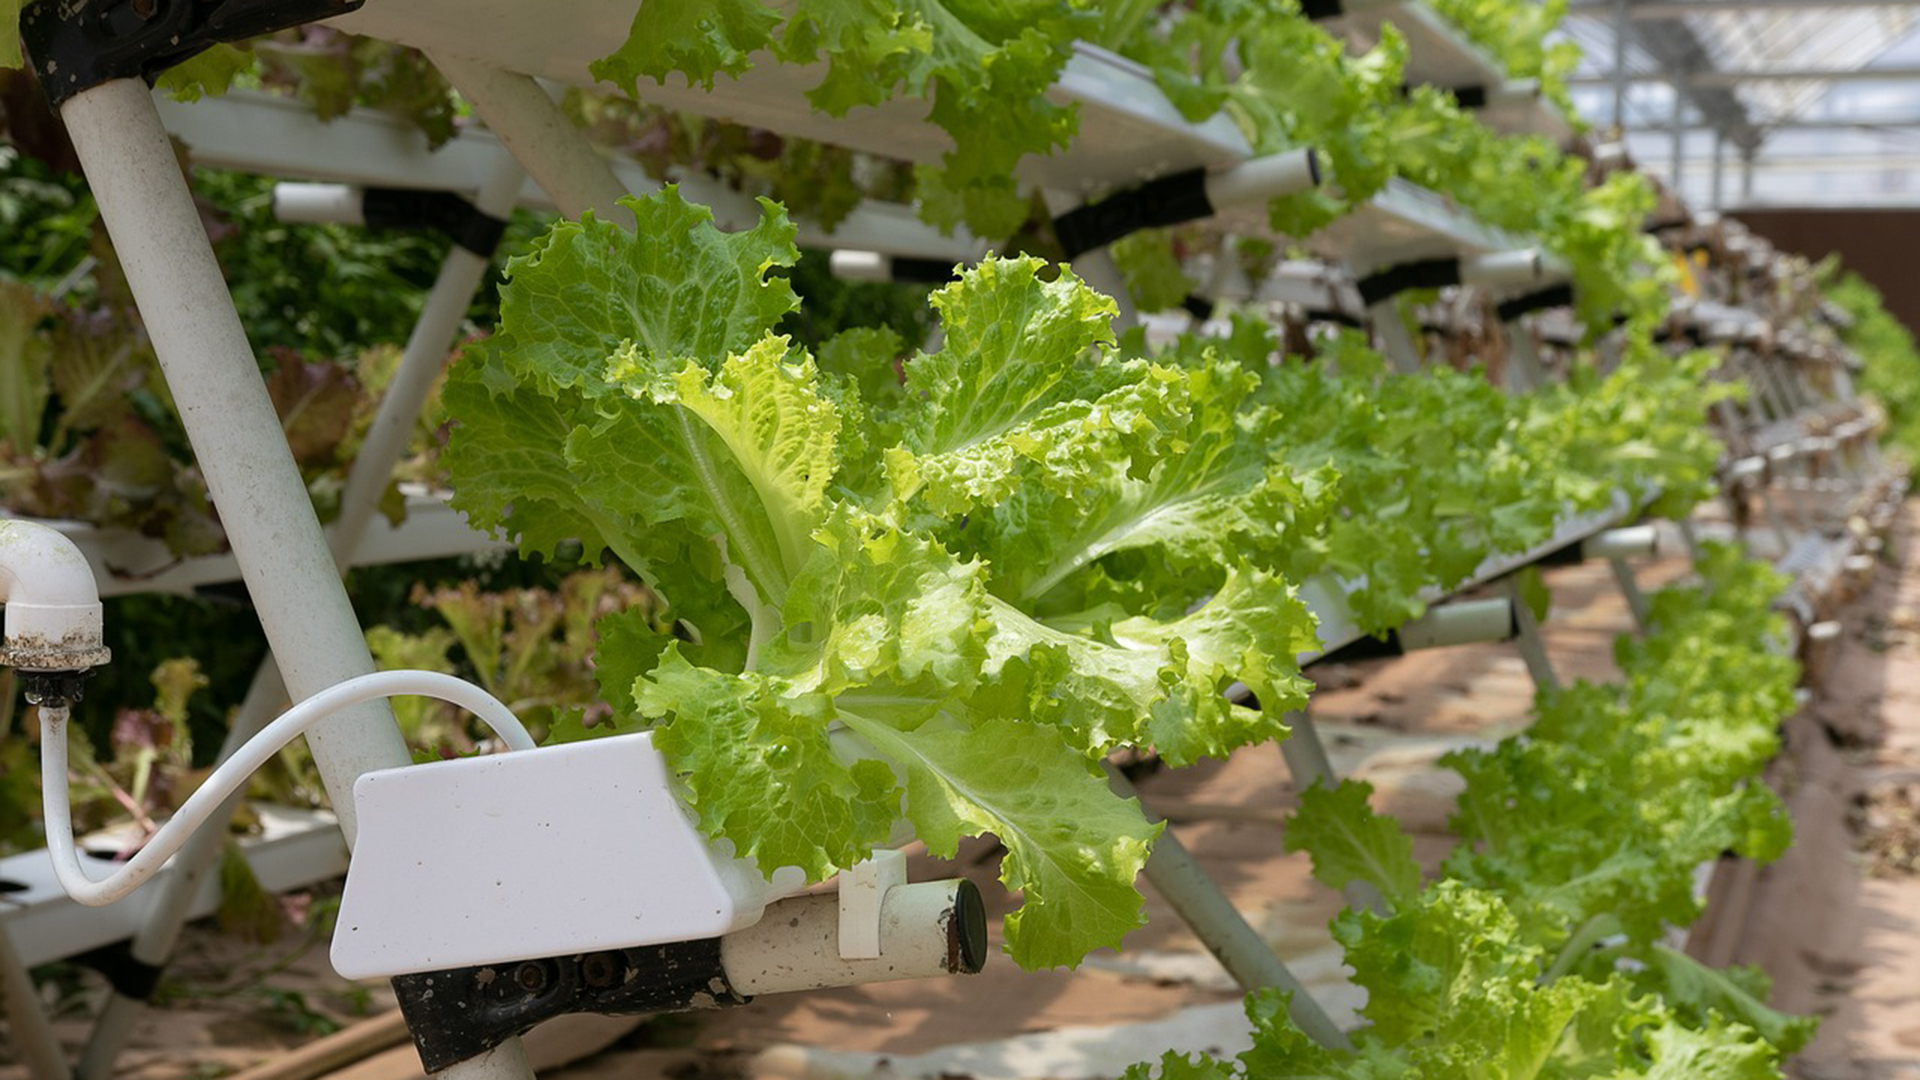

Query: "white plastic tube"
<box><xmin>1202</xmin><ymin>148</ymin><xmax>1320</xmax><ymax>210</ymax></box>
<box><xmin>271</xmin><ymin>182</ymin><xmax>366</xmax><ymax>225</ymax></box>
<box><xmin>1460</xmin><ymin>249</ymin><xmax>1552</xmax><ymax>289</ymax></box>
<box><xmin>1583</xmin><ymin>524</ymin><xmax>1659</xmax><ymax>561</ymax></box>
<box><xmin>829</xmin><ymin>250</ymin><xmax>892</xmax><ymax>282</ymax></box>
<box><xmin>40</xmin><ymin>671</ymin><xmax>533</xmax><ymax>908</ymax></box>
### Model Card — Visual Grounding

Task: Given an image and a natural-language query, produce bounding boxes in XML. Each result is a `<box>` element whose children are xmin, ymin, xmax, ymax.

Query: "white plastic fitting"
<box><xmin>271</xmin><ymin>182</ymin><xmax>367</xmax><ymax>226</ymax></box>
<box><xmin>839</xmin><ymin>850</ymin><xmax>907</xmax><ymax>960</ymax></box>
<box><xmin>0</xmin><ymin>520</ymin><xmax>110</xmax><ymax>670</ymax></box>
<box><xmin>1398</xmin><ymin>598</ymin><xmax>1515</xmax><ymax>651</ymax></box>
<box><xmin>1582</xmin><ymin>525</ymin><xmax>1659</xmax><ymax>561</ymax></box>
<box><xmin>1203</xmin><ymin>148</ymin><xmax>1321</xmax><ymax>211</ymax></box>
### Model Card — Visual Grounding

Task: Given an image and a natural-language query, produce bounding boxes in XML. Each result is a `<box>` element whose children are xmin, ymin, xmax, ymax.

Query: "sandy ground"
<box><xmin>4</xmin><ymin>512</ymin><xmax>1917</xmax><ymax>1080</ymax></box>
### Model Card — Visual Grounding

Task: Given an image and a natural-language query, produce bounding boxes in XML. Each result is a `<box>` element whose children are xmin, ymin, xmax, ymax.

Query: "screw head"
<box><xmin>513</xmin><ymin>961</ymin><xmax>550</xmax><ymax>993</ymax></box>
<box><xmin>581</xmin><ymin>952</ymin><xmax>621</xmax><ymax>989</ymax></box>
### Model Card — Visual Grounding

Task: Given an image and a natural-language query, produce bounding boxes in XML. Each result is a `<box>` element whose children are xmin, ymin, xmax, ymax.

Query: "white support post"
<box><xmin>1104</xmin><ymin>765</ymin><xmax>1351</xmax><ymax>1049</ymax></box>
<box><xmin>1505</xmin><ymin>321</ymin><xmax>1547</xmax><ymax>392</ymax></box>
<box><xmin>56</xmin><ymin>80</ymin><xmax>535</xmax><ymax>1080</ymax></box>
<box><xmin>1710</xmin><ymin>130</ymin><xmax>1726</xmax><ymax>212</ymax></box>
<box><xmin>1610</xmin><ymin>0</ymin><xmax>1631</xmax><ymax>131</ymax></box>
<box><xmin>1368</xmin><ymin>300</ymin><xmax>1423</xmax><ymax>374</ymax></box>
<box><xmin>1506</xmin><ymin>577</ymin><xmax>1560</xmax><ymax>693</ymax></box>
<box><xmin>1277</xmin><ymin>708</ymin><xmax>1338</xmax><ymax>792</ymax></box>
<box><xmin>76</xmin><ymin>151</ymin><xmax>529</xmax><ymax>1080</ymax></box>
<box><xmin>428</xmin><ymin>54</ymin><xmax>631</xmax><ymax>224</ymax></box>
<box><xmin>1668</xmin><ymin>80</ymin><xmax>1686</xmax><ymax>191</ymax></box>
<box><xmin>1273</xmin><ymin>707</ymin><xmax>1385</xmax><ymax>913</ymax></box>
<box><xmin>1678</xmin><ymin>518</ymin><xmax>1705</xmax><ymax>563</ymax></box>
<box><xmin>0</xmin><ymin>917</ymin><xmax>69</xmax><ymax>1080</ymax></box>
<box><xmin>1609</xmin><ymin>557</ymin><xmax>1651</xmax><ymax>629</ymax></box>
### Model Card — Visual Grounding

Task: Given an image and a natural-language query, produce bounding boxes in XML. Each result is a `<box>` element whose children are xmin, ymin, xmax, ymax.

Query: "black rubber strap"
<box><xmin>1449</xmin><ymin>85</ymin><xmax>1489</xmax><ymax>109</ymax></box>
<box><xmin>1308</xmin><ymin>630</ymin><xmax>1406</xmax><ymax>665</ymax></box>
<box><xmin>1052</xmin><ymin>168</ymin><xmax>1214</xmax><ymax>260</ymax></box>
<box><xmin>1654</xmin><ymin>324</ymin><xmax>1707</xmax><ymax>347</ymax></box>
<box><xmin>889</xmin><ymin>257</ymin><xmax>958</xmax><ymax>285</ymax></box>
<box><xmin>1356</xmin><ymin>258</ymin><xmax>1461</xmax><ymax>306</ymax></box>
<box><xmin>362</xmin><ymin>188</ymin><xmax>508</xmax><ymax>257</ymax></box>
<box><xmin>1304</xmin><ymin>307</ymin><xmax>1366</xmax><ymax>329</ymax></box>
<box><xmin>1496</xmin><ymin>284</ymin><xmax>1575</xmax><ymax>323</ymax></box>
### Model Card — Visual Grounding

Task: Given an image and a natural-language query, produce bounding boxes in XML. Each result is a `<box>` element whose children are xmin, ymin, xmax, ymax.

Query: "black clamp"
<box><xmin>1182</xmin><ymin>294</ymin><xmax>1216</xmax><ymax>320</ymax></box>
<box><xmin>19</xmin><ymin>669</ymin><xmax>94</xmax><ymax>707</ymax></box>
<box><xmin>75</xmin><ymin>941</ymin><xmax>166</xmax><ymax>1001</ymax></box>
<box><xmin>1395</xmin><ymin>83</ymin><xmax>1490</xmax><ymax>110</ymax></box>
<box><xmin>362</xmin><ymin>188</ymin><xmax>509</xmax><ymax>258</ymax></box>
<box><xmin>888</xmin><ymin>256</ymin><xmax>960</xmax><ymax>285</ymax></box>
<box><xmin>1495</xmin><ymin>284</ymin><xmax>1575</xmax><ymax>324</ymax></box>
<box><xmin>1308</xmin><ymin>628</ymin><xmax>1413</xmax><ymax>665</ymax></box>
<box><xmin>22</xmin><ymin>0</ymin><xmax>363</xmax><ymax>108</ymax></box>
<box><xmin>392</xmin><ymin>939</ymin><xmax>747</xmax><ymax>1073</ymax></box>
<box><xmin>1051</xmin><ymin>168</ymin><xmax>1216</xmax><ymax>261</ymax></box>
<box><xmin>1303</xmin><ymin>307</ymin><xmax>1366</xmax><ymax>329</ymax></box>
<box><xmin>1300</xmin><ymin>0</ymin><xmax>1347</xmax><ymax>18</ymax></box>
<box><xmin>1355</xmin><ymin>258</ymin><xmax>1462</xmax><ymax>307</ymax></box>
<box><xmin>1653</xmin><ymin>323</ymin><xmax>1707</xmax><ymax>348</ymax></box>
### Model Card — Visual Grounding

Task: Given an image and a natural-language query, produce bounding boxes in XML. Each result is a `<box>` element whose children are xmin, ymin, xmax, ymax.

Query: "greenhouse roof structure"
<box><xmin>1559</xmin><ymin>0</ymin><xmax>1920</xmax><ymax>208</ymax></box>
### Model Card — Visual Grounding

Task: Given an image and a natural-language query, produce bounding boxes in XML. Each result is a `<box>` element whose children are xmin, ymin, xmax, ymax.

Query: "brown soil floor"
<box><xmin>5</xmin><ymin>510</ymin><xmax>1919</xmax><ymax>1080</ymax></box>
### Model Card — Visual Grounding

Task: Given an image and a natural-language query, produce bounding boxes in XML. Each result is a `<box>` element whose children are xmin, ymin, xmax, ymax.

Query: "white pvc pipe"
<box><xmin>1398</xmin><ymin>598</ymin><xmax>1514</xmax><ymax>651</ymax></box>
<box><xmin>1203</xmin><ymin>148</ymin><xmax>1320</xmax><ymax>210</ymax></box>
<box><xmin>80</xmin><ymin>152</ymin><xmax>529</xmax><ymax>1080</ymax></box>
<box><xmin>1506</xmin><ymin>577</ymin><xmax>1560</xmax><ymax>693</ymax></box>
<box><xmin>1104</xmin><ymin>765</ymin><xmax>1351</xmax><ymax>1049</ymax></box>
<box><xmin>330</xmin><ymin>152</ymin><xmax>525</xmax><ymax>552</ymax></box>
<box><xmin>428</xmin><ymin>54</ymin><xmax>631</xmax><ymax>224</ymax></box>
<box><xmin>1506</xmin><ymin>328</ymin><xmax>1546</xmax><ymax>393</ymax></box>
<box><xmin>1582</xmin><ymin>524</ymin><xmax>1659</xmax><ymax>561</ymax></box>
<box><xmin>829</xmin><ymin>250</ymin><xmax>891</xmax><ymax>283</ymax></box>
<box><xmin>39</xmin><ymin>671</ymin><xmax>533</xmax><ymax>907</ymax></box>
<box><xmin>271</xmin><ymin>182</ymin><xmax>365</xmax><ymax>226</ymax></box>
<box><xmin>60</xmin><ymin>79</ymin><xmax>413</xmax><ymax>842</ymax></box>
<box><xmin>721</xmin><ymin>882</ymin><xmax>983</xmax><ymax>995</ymax></box>
<box><xmin>1459</xmin><ymin>249</ymin><xmax>1547</xmax><ymax>289</ymax></box>
<box><xmin>0</xmin><ymin>921</ymin><xmax>68</xmax><ymax>1079</ymax></box>
<box><xmin>1368</xmin><ymin>299</ymin><xmax>1423</xmax><ymax>374</ymax></box>
<box><xmin>1608</xmin><ymin>557</ymin><xmax>1651</xmax><ymax>629</ymax></box>
<box><xmin>0</xmin><ymin>519</ymin><xmax>109</xmax><ymax>670</ymax></box>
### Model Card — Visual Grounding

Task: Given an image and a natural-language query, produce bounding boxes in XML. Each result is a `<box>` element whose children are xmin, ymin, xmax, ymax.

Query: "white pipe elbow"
<box><xmin>0</xmin><ymin>520</ymin><xmax>110</xmax><ymax>671</ymax></box>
